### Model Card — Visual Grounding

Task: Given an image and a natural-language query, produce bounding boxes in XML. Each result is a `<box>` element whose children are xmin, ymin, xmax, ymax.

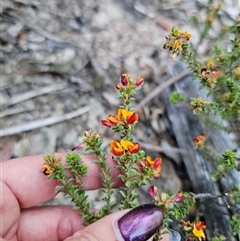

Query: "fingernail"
<box><xmin>113</xmin><ymin>204</ymin><xmax>164</xmax><ymax>241</ymax></box>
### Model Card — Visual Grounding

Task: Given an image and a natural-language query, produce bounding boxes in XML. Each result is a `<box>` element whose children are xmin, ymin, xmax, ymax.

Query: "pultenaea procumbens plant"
<box><xmin>42</xmin><ymin>74</ymin><xmax>166</xmax><ymax>222</ymax></box>
<box><xmin>40</xmin><ymin>13</ymin><xmax>240</xmax><ymax>240</ymax></box>
<box><xmin>42</xmin><ymin>74</ymin><xmax>197</xmax><ymax>241</ymax></box>
<box><xmin>163</xmin><ymin>11</ymin><xmax>240</xmax><ymax>241</ymax></box>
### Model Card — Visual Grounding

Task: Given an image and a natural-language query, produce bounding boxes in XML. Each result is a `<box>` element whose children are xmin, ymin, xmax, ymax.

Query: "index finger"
<box><xmin>2</xmin><ymin>153</ymin><xmax>121</xmax><ymax>208</ymax></box>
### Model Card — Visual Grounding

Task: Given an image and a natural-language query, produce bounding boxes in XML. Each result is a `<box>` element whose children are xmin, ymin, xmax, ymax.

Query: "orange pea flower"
<box><xmin>41</xmin><ymin>164</ymin><xmax>51</xmax><ymax>175</ymax></box>
<box><xmin>195</xmin><ymin>221</ymin><xmax>206</xmax><ymax>230</ymax></box>
<box><xmin>110</xmin><ymin>139</ymin><xmax>140</xmax><ymax>156</ymax></box>
<box><xmin>118</xmin><ymin>109</ymin><xmax>139</xmax><ymax>125</ymax></box>
<box><xmin>192</xmin><ymin>221</ymin><xmax>206</xmax><ymax>241</ymax></box>
<box><xmin>146</xmin><ymin>156</ymin><xmax>162</xmax><ymax>178</ymax></box>
<box><xmin>110</xmin><ymin>140</ymin><xmax>124</xmax><ymax>156</ymax></box>
<box><xmin>201</xmin><ymin>67</ymin><xmax>221</xmax><ymax>79</ymax></box>
<box><xmin>102</xmin><ymin>109</ymin><xmax>138</xmax><ymax>127</ymax></box>
<box><xmin>146</xmin><ymin>156</ymin><xmax>162</xmax><ymax>167</ymax></box>
<box><xmin>120</xmin><ymin>139</ymin><xmax>140</xmax><ymax>154</ymax></box>
<box><xmin>164</xmin><ymin>28</ymin><xmax>191</xmax><ymax>56</ymax></box>
<box><xmin>178</xmin><ymin>30</ymin><xmax>192</xmax><ymax>40</ymax></box>
<box><xmin>193</xmin><ymin>134</ymin><xmax>206</xmax><ymax>147</ymax></box>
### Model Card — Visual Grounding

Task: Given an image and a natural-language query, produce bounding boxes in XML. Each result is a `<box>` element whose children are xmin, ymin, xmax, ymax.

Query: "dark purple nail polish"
<box><xmin>113</xmin><ymin>204</ymin><xmax>164</xmax><ymax>241</ymax></box>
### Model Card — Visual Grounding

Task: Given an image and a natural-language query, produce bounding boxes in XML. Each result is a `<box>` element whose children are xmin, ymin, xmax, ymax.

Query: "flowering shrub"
<box><xmin>163</xmin><ymin>11</ymin><xmax>240</xmax><ymax>241</ymax></box>
<box><xmin>42</xmin><ymin>73</ymin><xmax>196</xmax><ymax>241</ymax></box>
<box><xmin>41</xmin><ymin>10</ymin><xmax>240</xmax><ymax>241</ymax></box>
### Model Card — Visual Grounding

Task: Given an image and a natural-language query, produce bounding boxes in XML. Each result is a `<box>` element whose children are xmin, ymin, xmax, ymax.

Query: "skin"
<box><xmin>0</xmin><ymin>153</ymin><xmax>169</xmax><ymax>241</ymax></box>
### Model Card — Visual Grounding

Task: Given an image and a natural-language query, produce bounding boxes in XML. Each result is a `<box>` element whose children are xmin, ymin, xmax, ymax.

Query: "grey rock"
<box><xmin>27</xmin><ymin>32</ymin><xmax>45</xmax><ymax>43</ymax></box>
<box><xmin>12</xmin><ymin>128</ymin><xmax>57</xmax><ymax>157</ymax></box>
<box><xmin>7</xmin><ymin>23</ymin><xmax>23</xmax><ymax>38</ymax></box>
<box><xmin>62</xmin><ymin>129</ymin><xmax>78</xmax><ymax>147</ymax></box>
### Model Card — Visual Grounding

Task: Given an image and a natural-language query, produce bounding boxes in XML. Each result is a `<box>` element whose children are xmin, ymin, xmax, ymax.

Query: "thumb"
<box><xmin>64</xmin><ymin>204</ymin><xmax>169</xmax><ymax>241</ymax></box>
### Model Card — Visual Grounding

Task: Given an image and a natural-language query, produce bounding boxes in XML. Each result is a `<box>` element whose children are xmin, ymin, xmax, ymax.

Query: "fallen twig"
<box><xmin>3</xmin><ymin>83</ymin><xmax>68</xmax><ymax>108</ymax></box>
<box><xmin>133</xmin><ymin>2</ymin><xmax>172</xmax><ymax>31</ymax></box>
<box><xmin>141</xmin><ymin>142</ymin><xmax>185</xmax><ymax>154</ymax></box>
<box><xmin>0</xmin><ymin>106</ymin><xmax>90</xmax><ymax>137</ymax></box>
<box><xmin>1</xmin><ymin>106</ymin><xmax>35</xmax><ymax>118</ymax></box>
<box><xmin>6</xmin><ymin>12</ymin><xmax>68</xmax><ymax>43</ymax></box>
<box><xmin>88</xmin><ymin>52</ymin><xmax>112</xmax><ymax>85</ymax></box>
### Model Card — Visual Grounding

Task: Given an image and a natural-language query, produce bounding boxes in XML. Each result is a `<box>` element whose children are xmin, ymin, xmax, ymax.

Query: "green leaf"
<box><xmin>118</xmin><ymin>189</ymin><xmax>127</xmax><ymax>198</ymax></box>
<box><xmin>55</xmin><ymin>185</ymin><xmax>64</xmax><ymax>192</ymax></box>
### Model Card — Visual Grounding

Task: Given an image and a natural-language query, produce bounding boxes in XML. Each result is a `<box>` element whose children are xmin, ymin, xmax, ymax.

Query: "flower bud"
<box><xmin>148</xmin><ymin>185</ymin><xmax>158</xmax><ymax>197</ymax></box>
<box><xmin>71</xmin><ymin>144</ymin><xmax>83</xmax><ymax>151</ymax></box>
<box><xmin>116</xmin><ymin>83</ymin><xmax>122</xmax><ymax>90</ymax></box>
<box><xmin>135</xmin><ymin>76</ymin><xmax>144</xmax><ymax>86</ymax></box>
<box><xmin>186</xmin><ymin>235</ymin><xmax>194</xmax><ymax>241</ymax></box>
<box><xmin>108</xmin><ymin>115</ymin><xmax>118</xmax><ymax>125</ymax></box>
<box><xmin>174</xmin><ymin>191</ymin><xmax>183</xmax><ymax>203</ymax></box>
<box><xmin>101</xmin><ymin>119</ymin><xmax>113</xmax><ymax>127</ymax></box>
<box><xmin>121</xmin><ymin>74</ymin><xmax>129</xmax><ymax>86</ymax></box>
<box><xmin>235</xmin><ymin>66</ymin><xmax>240</xmax><ymax>77</ymax></box>
<box><xmin>153</xmin><ymin>157</ymin><xmax>162</xmax><ymax>169</ymax></box>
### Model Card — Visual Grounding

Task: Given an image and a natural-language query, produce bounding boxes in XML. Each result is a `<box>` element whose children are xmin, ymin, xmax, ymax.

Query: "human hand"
<box><xmin>1</xmin><ymin>153</ymin><xmax>169</xmax><ymax>241</ymax></box>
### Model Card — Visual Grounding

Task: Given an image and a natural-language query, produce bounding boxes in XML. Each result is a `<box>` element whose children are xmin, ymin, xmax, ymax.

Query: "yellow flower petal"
<box><xmin>146</xmin><ymin>156</ymin><xmax>154</xmax><ymax>166</ymax></box>
<box><xmin>192</xmin><ymin>224</ymin><xmax>206</xmax><ymax>241</ymax></box>
<box><xmin>173</xmin><ymin>40</ymin><xmax>179</xmax><ymax>50</ymax></box>
<box><xmin>110</xmin><ymin>140</ymin><xmax>124</xmax><ymax>156</ymax></box>
<box><xmin>120</xmin><ymin>139</ymin><xmax>134</xmax><ymax>150</ymax></box>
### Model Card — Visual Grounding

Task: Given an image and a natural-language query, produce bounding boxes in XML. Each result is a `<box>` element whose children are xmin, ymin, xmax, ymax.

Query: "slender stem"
<box><xmin>97</xmin><ymin>154</ymin><xmax>113</xmax><ymax>214</ymax></box>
